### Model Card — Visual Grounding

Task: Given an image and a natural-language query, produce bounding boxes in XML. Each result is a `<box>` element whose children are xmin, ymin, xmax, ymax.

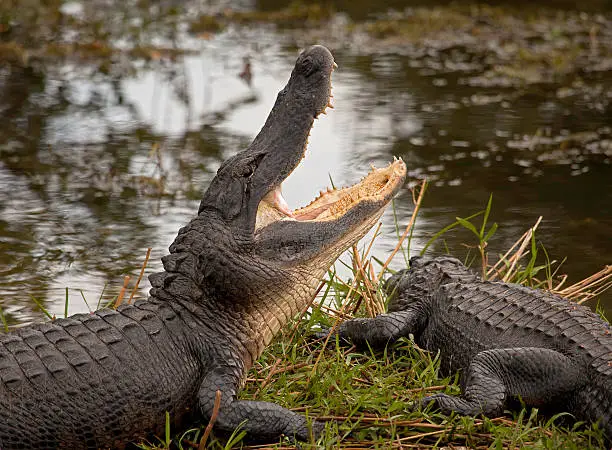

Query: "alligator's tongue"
<box><xmin>261</xmin><ymin>186</ymin><xmax>294</xmax><ymax>217</ymax></box>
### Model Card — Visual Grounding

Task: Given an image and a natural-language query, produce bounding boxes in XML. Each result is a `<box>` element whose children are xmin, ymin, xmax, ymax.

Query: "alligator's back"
<box><xmin>422</xmin><ymin>280</ymin><xmax>612</xmax><ymax>378</ymax></box>
<box><xmin>0</xmin><ymin>301</ymin><xmax>203</xmax><ymax>449</ymax></box>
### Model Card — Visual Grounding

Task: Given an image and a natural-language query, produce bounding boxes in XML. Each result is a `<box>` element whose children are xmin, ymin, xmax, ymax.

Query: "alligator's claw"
<box><xmin>288</xmin><ymin>419</ymin><xmax>325</xmax><ymax>445</ymax></box>
<box><xmin>310</xmin><ymin>326</ymin><xmax>333</xmax><ymax>341</ymax></box>
<box><xmin>420</xmin><ymin>394</ymin><xmax>442</xmax><ymax>411</ymax></box>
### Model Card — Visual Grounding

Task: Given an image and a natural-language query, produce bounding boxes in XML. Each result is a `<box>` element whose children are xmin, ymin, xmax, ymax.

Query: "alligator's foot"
<box><xmin>420</xmin><ymin>347</ymin><xmax>583</xmax><ymax>419</ymax></box>
<box><xmin>279</xmin><ymin>416</ymin><xmax>324</xmax><ymax>443</ymax></box>
<box><xmin>210</xmin><ymin>399</ymin><xmax>323</xmax><ymax>443</ymax></box>
<box><xmin>309</xmin><ymin>325</ymin><xmax>352</xmax><ymax>347</ymax></box>
<box><xmin>289</xmin><ymin>419</ymin><xmax>325</xmax><ymax>443</ymax></box>
<box><xmin>200</xmin><ymin>368</ymin><xmax>323</xmax><ymax>443</ymax></box>
<box><xmin>312</xmin><ymin>309</ymin><xmax>422</xmax><ymax>349</ymax></box>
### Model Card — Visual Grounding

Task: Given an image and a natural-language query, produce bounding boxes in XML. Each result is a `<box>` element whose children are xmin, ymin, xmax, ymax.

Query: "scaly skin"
<box><xmin>0</xmin><ymin>45</ymin><xmax>407</xmax><ymax>449</ymax></box>
<box><xmin>331</xmin><ymin>256</ymin><xmax>612</xmax><ymax>441</ymax></box>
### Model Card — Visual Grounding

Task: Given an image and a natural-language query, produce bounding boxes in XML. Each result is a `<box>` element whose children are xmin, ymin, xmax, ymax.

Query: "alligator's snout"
<box><xmin>292</xmin><ymin>44</ymin><xmax>337</xmax><ymax>118</ymax></box>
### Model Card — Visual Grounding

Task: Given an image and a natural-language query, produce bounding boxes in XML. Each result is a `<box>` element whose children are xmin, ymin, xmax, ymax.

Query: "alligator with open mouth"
<box><xmin>0</xmin><ymin>45</ymin><xmax>406</xmax><ymax>448</ymax></box>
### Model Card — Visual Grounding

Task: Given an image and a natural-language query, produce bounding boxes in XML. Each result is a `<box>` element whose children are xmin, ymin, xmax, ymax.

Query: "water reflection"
<box><xmin>1</xmin><ymin>20</ymin><xmax>611</xmax><ymax>325</ymax></box>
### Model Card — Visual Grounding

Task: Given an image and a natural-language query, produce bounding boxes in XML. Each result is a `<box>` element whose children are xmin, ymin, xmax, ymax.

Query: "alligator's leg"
<box><xmin>198</xmin><ymin>367</ymin><xmax>323</xmax><ymax>442</ymax></box>
<box><xmin>421</xmin><ymin>347</ymin><xmax>583</xmax><ymax>417</ymax></box>
<box><xmin>327</xmin><ymin>308</ymin><xmax>424</xmax><ymax>348</ymax></box>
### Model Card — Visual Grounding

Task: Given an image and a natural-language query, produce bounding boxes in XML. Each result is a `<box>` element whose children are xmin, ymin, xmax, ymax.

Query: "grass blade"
<box><xmin>420</xmin><ymin>210</ymin><xmax>484</xmax><ymax>256</ymax></box>
<box><xmin>0</xmin><ymin>305</ymin><xmax>9</xmax><ymax>332</ymax></box>
<box><xmin>29</xmin><ymin>295</ymin><xmax>54</xmax><ymax>320</ymax></box>
<box><xmin>64</xmin><ymin>287</ymin><xmax>69</xmax><ymax>318</ymax></box>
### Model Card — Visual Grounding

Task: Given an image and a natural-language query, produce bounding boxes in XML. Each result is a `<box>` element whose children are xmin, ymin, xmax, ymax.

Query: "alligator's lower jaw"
<box><xmin>255</xmin><ymin>158</ymin><xmax>406</xmax><ymax>230</ymax></box>
<box><xmin>293</xmin><ymin>158</ymin><xmax>406</xmax><ymax>221</ymax></box>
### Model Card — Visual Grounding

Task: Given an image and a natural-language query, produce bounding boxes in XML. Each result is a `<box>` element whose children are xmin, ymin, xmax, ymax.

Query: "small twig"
<box><xmin>114</xmin><ymin>275</ymin><xmax>131</xmax><ymax>308</ymax></box>
<box><xmin>199</xmin><ymin>390</ymin><xmax>222</xmax><ymax>449</ymax></box>
<box><xmin>244</xmin><ymin>377</ymin><xmax>267</xmax><ymax>383</ymax></box>
<box><xmin>397</xmin><ymin>429</ymin><xmax>448</xmax><ymax>441</ymax></box>
<box><xmin>364</xmin><ymin>222</ymin><xmax>383</xmax><ymax>263</ymax></box>
<box><xmin>487</xmin><ymin>216</ymin><xmax>542</xmax><ymax>280</ymax></box>
<box><xmin>591</xmin><ymin>278</ymin><xmax>612</xmax><ymax>296</ymax></box>
<box><xmin>403</xmin><ymin>384</ymin><xmax>447</xmax><ymax>394</ymax></box>
<box><xmin>352</xmin><ymin>245</ymin><xmax>373</xmax><ymax>318</ymax></box>
<box><xmin>267</xmin><ymin>362</ymin><xmax>309</xmax><ymax>377</ymax></box>
<box><xmin>128</xmin><ymin>247</ymin><xmax>152</xmax><ymax>304</ymax></box>
<box><xmin>343</xmin><ymin>344</ymin><xmax>357</xmax><ymax>356</ymax></box>
<box><xmin>369</xmin><ymin>263</ymin><xmax>378</xmax><ymax>285</ymax></box>
<box><xmin>181</xmin><ymin>439</ymin><xmax>199</xmax><ymax>448</ymax></box>
<box><xmin>247</xmin><ymin>362</ymin><xmax>311</xmax><ymax>384</ymax></box>
<box><xmin>556</xmin><ymin>265</ymin><xmax>612</xmax><ymax>299</ymax></box>
<box><xmin>314</xmin><ymin>303</ymin><xmax>354</xmax><ymax>319</ymax></box>
<box><xmin>255</xmin><ymin>358</ymin><xmax>282</xmax><ymax>396</ymax></box>
<box><xmin>502</xmin><ymin>217</ymin><xmax>542</xmax><ymax>283</ymax></box>
<box><xmin>352</xmin><ymin>245</ymin><xmax>384</xmax><ymax>316</ymax></box>
<box><xmin>551</xmin><ymin>273</ymin><xmax>568</xmax><ymax>292</ymax></box>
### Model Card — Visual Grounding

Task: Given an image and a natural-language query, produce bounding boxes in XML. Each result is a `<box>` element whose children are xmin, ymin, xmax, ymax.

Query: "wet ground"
<box><xmin>0</xmin><ymin>1</ymin><xmax>611</xmax><ymax>324</ymax></box>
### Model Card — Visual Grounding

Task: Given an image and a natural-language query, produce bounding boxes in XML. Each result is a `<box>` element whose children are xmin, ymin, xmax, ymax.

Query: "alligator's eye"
<box><xmin>300</xmin><ymin>56</ymin><xmax>316</xmax><ymax>77</ymax></box>
<box><xmin>242</xmin><ymin>165</ymin><xmax>254</xmax><ymax>178</ymax></box>
<box><xmin>234</xmin><ymin>163</ymin><xmax>254</xmax><ymax>179</ymax></box>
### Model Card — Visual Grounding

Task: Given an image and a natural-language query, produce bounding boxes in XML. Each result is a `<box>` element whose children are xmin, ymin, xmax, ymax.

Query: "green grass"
<box><xmin>144</xmin><ymin>317</ymin><xmax>606</xmax><ymax>449</ymax></box>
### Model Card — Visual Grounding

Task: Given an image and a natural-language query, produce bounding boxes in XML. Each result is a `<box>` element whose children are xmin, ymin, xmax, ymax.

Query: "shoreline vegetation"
<box><xmin>142</xmin><ymin>182</ymin><xmax>612</xmax><ymax>449</ymax></box>
<box><xmin>3</xmin><ymin>183</ymin><xmax>610</xmax><ymax>448</ymax></box>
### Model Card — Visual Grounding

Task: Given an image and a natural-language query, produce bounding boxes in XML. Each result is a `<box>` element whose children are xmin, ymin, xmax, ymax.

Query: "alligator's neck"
<box><xmin>150</xmin><ymin>266</ymin><xmax>318</xmax><ymax>371</ymax></box>
<box><xmin>241</xmin><ymin>270</ymin><xmax>322</xmax><ymax>362</ymax></box>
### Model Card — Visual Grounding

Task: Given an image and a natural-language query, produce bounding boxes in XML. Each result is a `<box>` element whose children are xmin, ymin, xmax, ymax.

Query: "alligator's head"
<box><xmin>385</xmin><ymin>256</ymin><xmax>477</xmax><ymax>311</ymax></box>
<box><xmin>154</xmin><ymin>45</ymin><xmax>405</xmax><ymax>361</ymax></box>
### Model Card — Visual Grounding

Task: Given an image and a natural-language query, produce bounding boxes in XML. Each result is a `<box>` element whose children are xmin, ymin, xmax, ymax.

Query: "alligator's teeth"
<box><xmin>333</xmin><ymin>62</ymin><xmax>338</xmax><ymax>69</ymax></box>
<box><xmin>327</xmin><ymin>102</ymin><xmax>334</xmax><ymax>109</ymax></box>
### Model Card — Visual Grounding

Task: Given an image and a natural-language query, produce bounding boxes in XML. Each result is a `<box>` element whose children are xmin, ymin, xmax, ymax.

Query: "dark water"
<box><xmin>258</xmin><ymin>0</ymin><xmax>612</xmax><ymax>18</ymax></box>
<box><xmin>0</xmin><ymin>2</ymin><xmax>611</xmax><ymax>325</ymax></box>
